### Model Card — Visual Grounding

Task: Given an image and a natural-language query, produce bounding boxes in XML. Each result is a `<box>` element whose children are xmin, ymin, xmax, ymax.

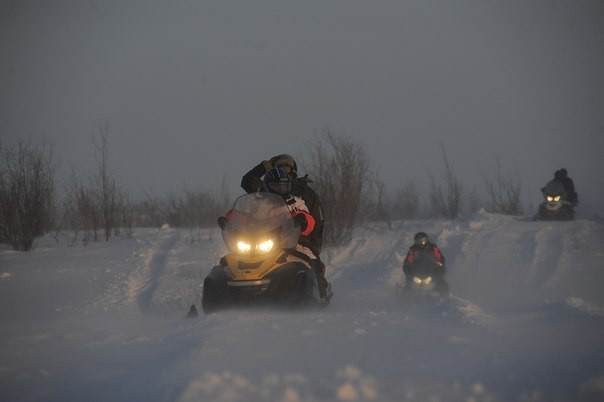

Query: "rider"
<box><xmin>402</xmin><ymin>232</ymin><xmax>448</xmax><ymax>294</ymax></box>
<box><xmin>262</xmin><ymin>167</ymin><xmax>331</xmax><ymax>304</ymax></box>
<box><xmin>241</xmin><ymin>154</ymin><xmax>324</xmax><ymax>255</ymax></box>
<box><xmin>555</xmin><ymin>168</ymin><xmax>578</xmax><ymax>206</ymax></box>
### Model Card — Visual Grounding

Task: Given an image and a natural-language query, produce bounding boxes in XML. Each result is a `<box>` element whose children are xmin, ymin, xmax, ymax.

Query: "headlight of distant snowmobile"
<box><xmin>257</xmin><ymin>239</ymin><xmax>274</xmax><ymax>253</ymax></box>
<box><xmin>423</xmin><ymin>276</ymin><xmax>433</xmax><ymax>285</ymax></box>
<box><xmin>547</xmin><ymin>196</ymin><xmax>554</xmax><ymax>202</ymax></box>
<box><xmin>413</xmin><ymin>277</ymin><xmax>422</xmax><ymax>284</ymax></box>
<box><xmin>553</xmin><ymin>195</ymin><xmax>561</xmax><ymax>202</ymax></box>
<box><xmin>237</xmin><ymin>241</ymin><xmax>252</xmax><ymax>253</ymax></box>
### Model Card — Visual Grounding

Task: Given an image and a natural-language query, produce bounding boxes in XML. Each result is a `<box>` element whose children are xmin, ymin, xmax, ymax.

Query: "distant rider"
<box><xmin>403</xmin><ymin>232</ymin><xmax>448</xmax><ymax>294</ymax></box>
<box><xmin>554</xmin><ymin>168</ymin><xmax>578</xmax><ymax>206</ymax></box>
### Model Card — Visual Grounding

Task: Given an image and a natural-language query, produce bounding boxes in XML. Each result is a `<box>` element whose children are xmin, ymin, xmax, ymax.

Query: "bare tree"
<box><xmin>61</xmin><ymin>123</ymin><xmax>134</xmax><ymax>243</ymax></box>
<box><xmin>482</xmin><ymin>158</ymin><xmax>523</xmax><ymax>215</ymax></box>
<box><xmin>0</xmin><ymin>141</ymin><xmax>57</xmax><ymax>251</ymax></box>
<box><xmin>63</xmin><ymin>171</ymin><xmax>101</xmax><ymax>243</ymax></box>
<box><xmin>129</xmin><ymin>183</ymin><xmax>230</xmax><ymax>231</ymax></box>
<box><xmin>427</xmin><ymin>145</ymin><xmax>462</xmax><ymax>219</ymax></box>
<box><xmin>116</xmin><ymin>190</ymin><xmax>134</xmax><ymax>238</ymax></box>
<box><xmin>373</xmin><ymin>177</ymin><xmax>392</xmax><ymax>228</ymax></box>
<box><xmin>93</xmin><ymin>121</ymin><xmax>118</xmax><ymax>241</ymax></box>
<box><xmin>137</xmin><ymin>192</ymin><xmax>169</xmax><ymax>227</ymax></box>
<box><xmin>304</xmin><ymin>130</ymin><xmax>369</xmax><ymax>246</ymax></box>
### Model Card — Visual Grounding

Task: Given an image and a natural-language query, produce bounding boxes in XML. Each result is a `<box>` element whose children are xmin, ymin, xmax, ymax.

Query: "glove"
<box><xmin>217</xmin><ymin>216</ymin><xmax>228</xmax><ymax>230</ymax></box>
<box><xmin>261</xmin><ymin>160</ymin><xmax>273</xmax><ymax>173</ymax></box>
<box><xmin>293</xmin><ymin>213</ymin><xmax>308</xmax><ymax>231</ymax></box>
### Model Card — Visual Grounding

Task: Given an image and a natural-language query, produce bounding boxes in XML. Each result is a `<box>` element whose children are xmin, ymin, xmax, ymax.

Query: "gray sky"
<box><xmin>2</xmin><ymin>0</ymin><xmax>603</xmax><ymax>216</ymax></box>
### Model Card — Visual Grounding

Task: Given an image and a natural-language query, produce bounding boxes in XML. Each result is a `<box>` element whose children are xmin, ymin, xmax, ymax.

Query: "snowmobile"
<box><xmin>534</xmin><ymin>180</ymin><xmax>575</xmax><ymax>221</ymax></box>
<box><xmin>201</xmin><ymin>192</ymin><xmax>321</xmax><ymax>313</ymax></box>
<box><xmin>396</xmin><ymin>256</ymin><xmax>449</xmax><ymax>302</ymax></box>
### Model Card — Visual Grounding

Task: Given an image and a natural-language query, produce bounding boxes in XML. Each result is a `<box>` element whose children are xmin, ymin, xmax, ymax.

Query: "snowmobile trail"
<box><xmin>126</xmin><ymin>227</ymin><xmax>181</xmax><ymax>314</ymax></box>
<box><xmin>529</xmin><ymin>223</ymin><xmax>565</xmax><ymax>287</ymax></box>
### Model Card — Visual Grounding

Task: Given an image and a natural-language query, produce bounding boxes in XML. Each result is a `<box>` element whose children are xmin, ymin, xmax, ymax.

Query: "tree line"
<box><xmin>1</xmin><ymin>129</ymin><xmax>523</xmax><ymax>251</ymax></box>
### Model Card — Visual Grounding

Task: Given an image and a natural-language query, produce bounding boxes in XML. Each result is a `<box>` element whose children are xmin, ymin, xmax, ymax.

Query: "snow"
<box><xmin>1</xmin><ymin>213</ymin><xmax>604</xmax><ymax>401</ymax></box>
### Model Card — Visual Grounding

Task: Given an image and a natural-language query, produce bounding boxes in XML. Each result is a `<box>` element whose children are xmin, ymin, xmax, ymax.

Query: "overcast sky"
<box><xmin>1</xmin><ymin>0</ymin><xmax>603</xmax><ymax>216</ymax></box>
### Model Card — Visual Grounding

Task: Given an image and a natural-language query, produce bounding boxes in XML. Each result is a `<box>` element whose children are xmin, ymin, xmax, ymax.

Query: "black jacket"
<box><xmin>403</xmin><ymin>243</ymin><xmax>446</xmax><ymax>275</ymax></box>
<box><xmin>555</xmin><ymin>177</ymin><xmax>578</xmax><ymax>204</ymax></box>
<box><xmin>241</xmin><ymin>162</ymin><xmax>325</xmax><ymax>254</ymax></box>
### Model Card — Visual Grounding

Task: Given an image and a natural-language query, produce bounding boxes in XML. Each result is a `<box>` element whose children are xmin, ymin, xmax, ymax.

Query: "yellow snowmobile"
<box><xmin>201</xmin><ymin>192</ymin><xmax>321</xmax><ymax>313</ymax></box>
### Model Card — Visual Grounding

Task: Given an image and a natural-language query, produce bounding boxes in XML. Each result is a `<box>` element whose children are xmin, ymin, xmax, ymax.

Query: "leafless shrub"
<box><xmin>166</xmin><ymin>189</ymin><xmax>221</xmax><ymax>229</ymax></box>
<box><xmin>482</xmin><ymin>159</ymin><xmax>523</xmax><ymax>215</ymax></box>
<box><xmin>359</xmin><ymin>176</ymin><xmax>391</xmax><ymax>228</ymax></box>
<box><xmin>373</xmin><ymin>177</ymin><xmax>392</xmax><ymax>228</ymax></box>
<box><xmin>116</xmin><ymin>191</ymin><xmax>134</xmax><ymax>238</ymax></box>
<box><xmin>62</xmin><ymin>123</ymin><xmax>134</xmax><ymax>242</ymax></box>
<box><xmin>64</xmin><ymin>175</ymin><xmax>102</xmax><ymax>242</ymax></box>
<box><xmin>131</xmin><ymin>193</ymin><xmax>165</xmax><ymax>227</ymax></box>
<box><xmin>427</xmin><ymin>146</ymin><xmax>462</xmax><ymax>219</ymax></box>
<box><xmin>130</xmin><ymin>180</ymin><xmax>231</xmax><ymax>230</ymax></box>
<box><xmin>303</xmin><ymin>129</ymin><xmax>369</xmax><ymax>246</ymax></box>
<box><xmin>0</xmin><ymin>141</ymin><xmax>57</xmax><ymax>251</ymax></box>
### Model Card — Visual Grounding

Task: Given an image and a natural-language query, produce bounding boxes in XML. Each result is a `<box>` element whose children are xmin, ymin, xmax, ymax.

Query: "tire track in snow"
<box><xmin>529</xmin><ymin>224</ymin><xmax>564</xmax><ymax>287</ymax></box>
<box><xmin>127</xmin><ymin>229</ymin><xmax>180</xmax><ymax>314</ymax></box>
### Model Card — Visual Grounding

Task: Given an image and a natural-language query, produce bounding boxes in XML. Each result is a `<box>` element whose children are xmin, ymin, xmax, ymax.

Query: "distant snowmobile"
<box><xmin>200</xmin><ymin>192</ymin><xmax>322</xmax><ymax>314</ymax></box>
<box><xmin>397</xmin><ymin>256</ymin><xmax>449</xmax><ymax>302</ymax></box>
<box><xmin>534</xmin><ymin>180</ymin><xmax>575</xmax><ymax>221</ymax></box>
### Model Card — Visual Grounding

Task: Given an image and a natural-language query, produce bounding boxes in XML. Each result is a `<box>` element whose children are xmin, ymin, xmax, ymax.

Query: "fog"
<box><xmin>1</xmin><ymin>0</ymin><xmax>603</xmax><ymax>215</ymax></box>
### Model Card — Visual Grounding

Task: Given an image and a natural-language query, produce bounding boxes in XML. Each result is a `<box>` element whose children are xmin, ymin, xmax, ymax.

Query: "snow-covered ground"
<box><xmin>1</xmin><ymin>212</ymin><xmax>604</xmax><ymax>401</ymax></box>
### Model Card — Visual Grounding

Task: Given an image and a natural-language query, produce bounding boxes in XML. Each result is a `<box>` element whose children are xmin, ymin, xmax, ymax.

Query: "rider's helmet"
<box><xmin>263</xmin><ymin>167</ymin><xmax>292</xmax><ymax>196</ymax></box>
<box><xmin>270</xmin><ymin>154</ymin><xmax>298</xmax><ymax>178</ymax></box>
<box><xmin>414</xmin><ymin>232</ymin><xmax>430</xmax><ymax>247</ymax></box>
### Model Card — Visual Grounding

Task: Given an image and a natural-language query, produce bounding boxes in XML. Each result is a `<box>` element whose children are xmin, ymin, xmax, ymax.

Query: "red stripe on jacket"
<box><xmin>293</xmin><ymin>211</ymin><xmax>315</xmax><ymax>237</ymax></box>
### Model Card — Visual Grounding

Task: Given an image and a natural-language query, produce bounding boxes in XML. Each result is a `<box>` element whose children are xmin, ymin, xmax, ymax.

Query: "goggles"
<box><xmin>274</xmin><ymin>163</ymin><xmax>293</xmax><ymax>174</ymax></box>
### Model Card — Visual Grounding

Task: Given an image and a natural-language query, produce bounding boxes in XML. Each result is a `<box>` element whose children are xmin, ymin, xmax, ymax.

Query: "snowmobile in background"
<box><xmin>534</xmin><ymin>180</ymin><xmax>575</xmax><ymax>221</ymax></box>
<box><xmin>396</xmin><ymin>255</ymin><xmax>449</xmax><ymax>302</ymax></box>
<box><xmin>199</xmin><ymin>192</ymin><xmax>321</xmax><ymax>314</ymax></box>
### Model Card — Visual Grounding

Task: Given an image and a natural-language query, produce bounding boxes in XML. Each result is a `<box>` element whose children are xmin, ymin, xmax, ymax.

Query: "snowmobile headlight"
<box><xmin>547</xmin><ymin>196</ymin><xmax>554</xmax><ymax>202</ymax></box>
<box><xmin>237</xmin><ymin>241</ymin><xmax>252</xmax><ymax>253</ymax></box>
<box><xmin>413</xmin><ymin>277</ymin><xmax>422</xmax><ymax>284</ymax></box>
<box><xmin>257</xmin><ymin>239</ymin><xmax>274</xmax><ymax>253</ymax></box>
<box><xmin>553</xmin><ymin>195</ymin><xmax>561</xmax><ymax>202</ymax></box>
<box><xmin>423</xmin><ymin>276</ymin><xmax>433</xmax><ymax>285</ymax></box>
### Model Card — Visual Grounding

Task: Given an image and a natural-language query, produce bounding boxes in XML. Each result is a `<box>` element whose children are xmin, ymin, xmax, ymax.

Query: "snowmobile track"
<box><xmin>127</xmin><ymin>229</ymin><xmax>181</xmax><ymax>313</ymax></box>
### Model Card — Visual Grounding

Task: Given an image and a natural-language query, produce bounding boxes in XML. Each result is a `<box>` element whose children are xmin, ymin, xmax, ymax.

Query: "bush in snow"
<box><xmin>481</xmin><ymin>158</ymin><xmax>524</xmax><ymax>216</ymax></box>
<box><xmin>0</xmin><ymin>141</ymin><xmax>57</xmax><ymax>251</ymax></box>
<box><xmin>303</xmin><ymin>129</ymin><xmax>370</xmax><ymax>246</ymax></box>
<box><xmin>427</xmin><ymin>145</ymin><xmax>462</xmax><ymax>219</ymax></box>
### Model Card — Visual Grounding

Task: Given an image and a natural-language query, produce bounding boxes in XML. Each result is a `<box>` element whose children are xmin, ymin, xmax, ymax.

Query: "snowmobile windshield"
<box><xmin>541</xmin><ymin>180</ymin><xmax>567</xmax><ymax>200</ymax></box>
<box><xmin>222</xmin><ymin>192</ymin><xmax>300</xmax><ymax>254</ymax></box>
